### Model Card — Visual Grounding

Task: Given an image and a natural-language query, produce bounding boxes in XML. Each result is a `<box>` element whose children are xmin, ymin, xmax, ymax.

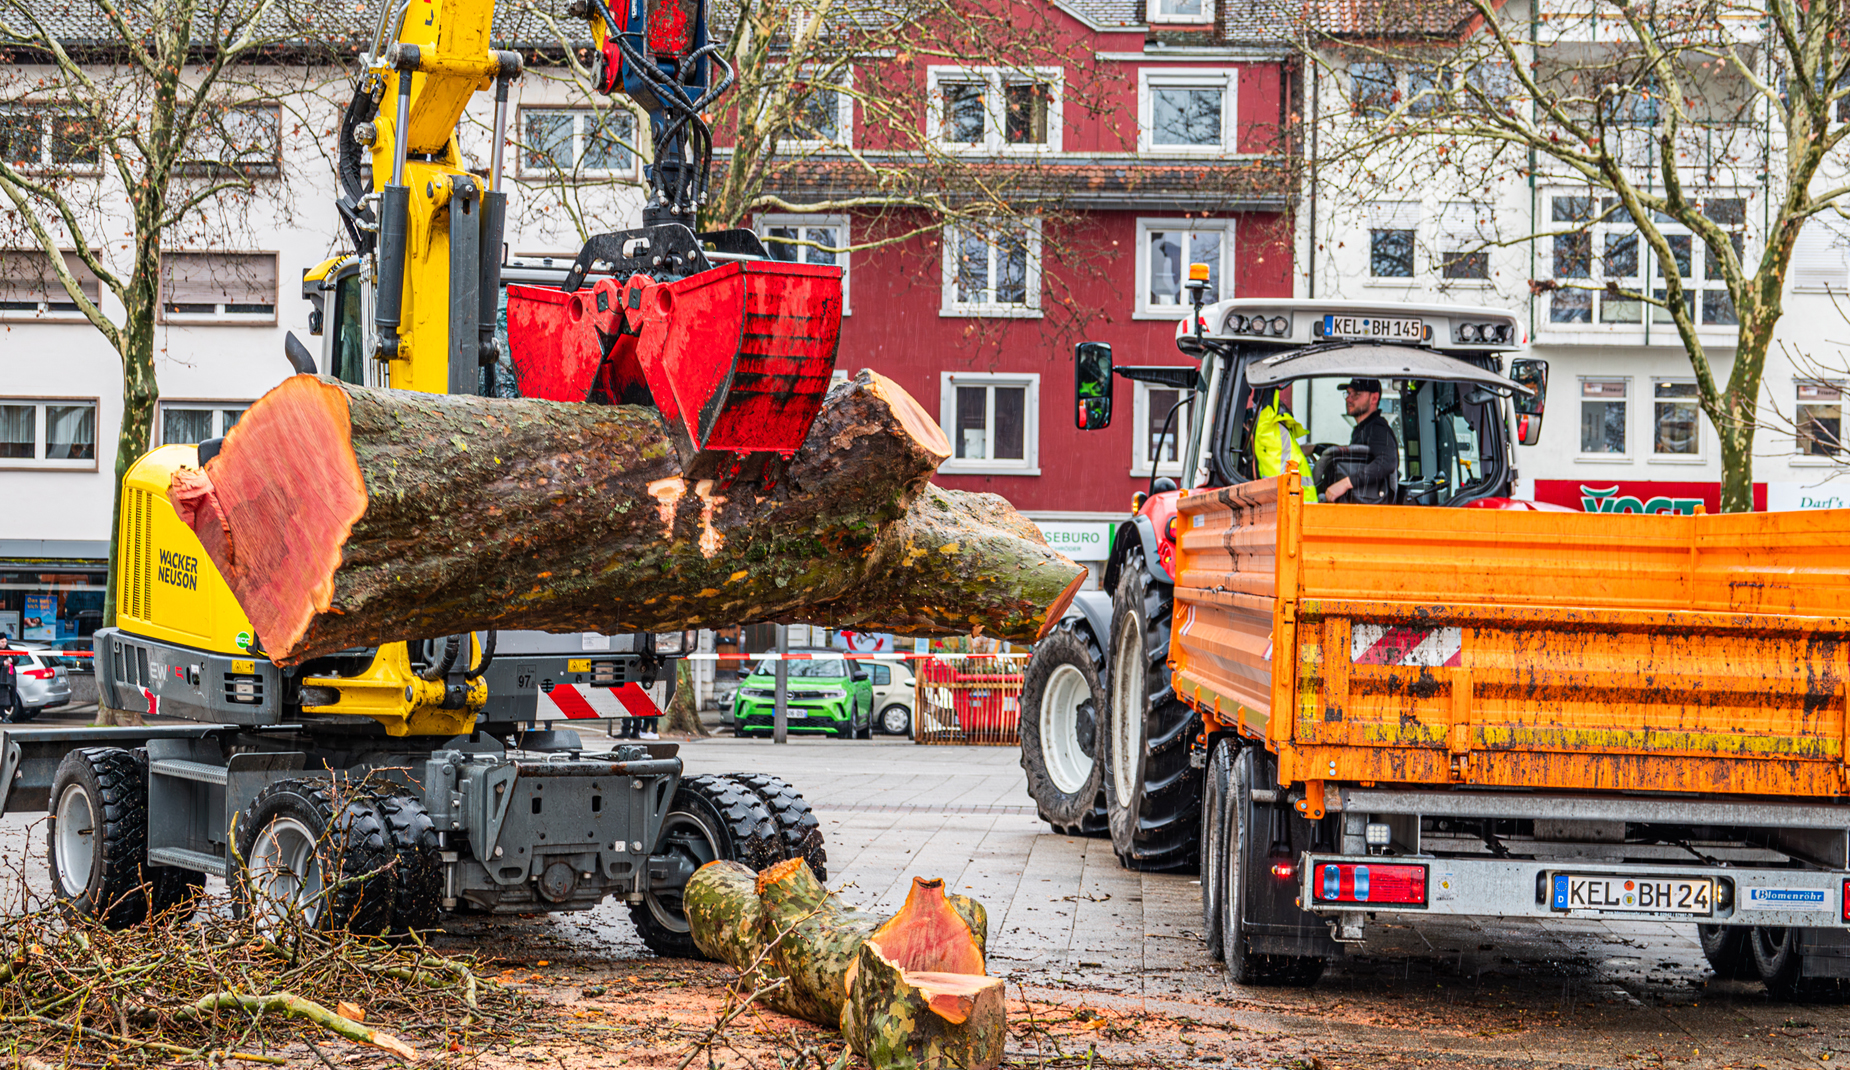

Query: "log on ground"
<box><xmin>169</xmin><ymin>372</ymin><xmax>1083</xmax><ymax>664</ymax></box>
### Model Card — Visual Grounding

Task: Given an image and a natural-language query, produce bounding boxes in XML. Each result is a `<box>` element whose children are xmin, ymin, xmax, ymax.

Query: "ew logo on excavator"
<box><xmin>1579</xmin><ymin>485</ymin><xmax>1703</xmax><ymax>516</ymax></box>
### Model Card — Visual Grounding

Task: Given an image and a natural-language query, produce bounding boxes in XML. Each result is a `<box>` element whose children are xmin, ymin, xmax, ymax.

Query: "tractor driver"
<box><xmin>1324</xmin><ymin>378</ymin><xmax>1400</xmax><ymax>504</ymax></box>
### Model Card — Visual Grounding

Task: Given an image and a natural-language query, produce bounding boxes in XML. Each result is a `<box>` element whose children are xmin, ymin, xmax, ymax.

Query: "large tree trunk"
<box><xmin>169</xmin><ymin>371</ymin><xmax>1083</xmax><ymax>665</ymax></box>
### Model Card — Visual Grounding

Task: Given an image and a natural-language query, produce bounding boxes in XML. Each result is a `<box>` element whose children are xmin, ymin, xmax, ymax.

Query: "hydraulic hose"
<box><xmin>464</xmin><ymin>630</ymin><xmax>497</xmax><ymax>681</ymax></box>
<box><xmin>417</xmin><ymin>636</ymin><xmax>460</xmax><ymax>682</ymax></box>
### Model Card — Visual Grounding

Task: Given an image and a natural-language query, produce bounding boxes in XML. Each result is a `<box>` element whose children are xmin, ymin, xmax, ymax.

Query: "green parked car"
<box><xmin>731</xmin><ymin>649</ymin><xmax>874</xmax><ymax>738</ymax></box>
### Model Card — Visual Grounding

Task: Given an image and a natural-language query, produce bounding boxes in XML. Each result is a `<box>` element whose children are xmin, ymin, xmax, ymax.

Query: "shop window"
<box><xmin>1652</xmin><ymin>381</ymin><xmax>1701</xmax><ymax>456</ymax></box>
<box><xmin>1580</xmin><ymin>379</ymin><xmax>1628</xmax><ymax>455</ymax></box>
<box><xmin>1797</xmin><ymin>381</ymin><xmax>1843</xmax><ymax>457</ymax></box>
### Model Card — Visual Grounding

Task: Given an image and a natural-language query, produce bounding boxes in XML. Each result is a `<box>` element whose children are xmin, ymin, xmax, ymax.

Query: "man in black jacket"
<box><xmin>1325</xmin><ymin>378</ymin><xmax>1400</xmax><ymax>504</ymax></box>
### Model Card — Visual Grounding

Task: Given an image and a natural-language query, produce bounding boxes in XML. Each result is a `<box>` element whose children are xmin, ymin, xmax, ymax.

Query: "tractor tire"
<box><xmin>377</xmin><ymin>791</ymin><xmax>444</xmax><ymax>934</ymax></box>
<box><xmin>1104</xmin><ymin>547</ymin><xmax>1202</xmax><ymax>872</ymax></box>
<box><xmin>1697</xmin><ymin>924</ymin><xmax>1757</xmax><ymax>981</ymax></box>
<box><xmin>1020</xmin><ymin>628</ymin><xmax>1108</xmax><ymax>830</ymax></box>
<box><xmin>234</xmin><ymin>778</ymin><xmax>396</xmax><ymax>937</ymax></box>
<box><xmin>47</xmin><ymin>747</ymin><xmax>152</xmax><ymax>929</ymax></box>
<box><xmin>725</xmin><ymin>772</ymin><xmax>828</xmax><ymax>882</ymax></box>
<box><xmin>1751</xmin><ymin>927</ymin><xmax>1850</xmax><ymax>1002</ymax></box>
<box><xmin>630</xmin><ymin>774</ymin><xmax>780</xmax><ymax>959</ymax></box>
<box><xmin>1223</xmin><ymin>747</ymin><xmax>1325</xmax><ymax>986</ymax></box>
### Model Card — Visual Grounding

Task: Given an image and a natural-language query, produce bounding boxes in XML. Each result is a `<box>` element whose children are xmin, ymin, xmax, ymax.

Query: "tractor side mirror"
<box><xmin>1509</xmin><ymin>358</ymin><xmax>1547</xmax><ymax>446</ymax></box>
<box><xmin>1075</xmin><ymin>341</ymin><xmax>1113</xmax><ymax>430</ymax></box>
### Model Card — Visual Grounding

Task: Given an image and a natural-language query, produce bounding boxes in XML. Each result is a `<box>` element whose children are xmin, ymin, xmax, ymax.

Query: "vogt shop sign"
<box><xmin>1035</xmin><ymin>522</ymin><xmax>1115</xmax><ymax>561</ymax></box>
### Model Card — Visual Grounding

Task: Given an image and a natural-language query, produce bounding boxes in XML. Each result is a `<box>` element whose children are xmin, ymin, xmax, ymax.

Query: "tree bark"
<box><xmin>659</xmin><ymin>659</ymin><xmax>707</xmax><ymax>736</ymax></box>
<box><xmin>169</xmin><ymin>371</ymin><xmax>1083</xmax><ymax>665</ymax></box>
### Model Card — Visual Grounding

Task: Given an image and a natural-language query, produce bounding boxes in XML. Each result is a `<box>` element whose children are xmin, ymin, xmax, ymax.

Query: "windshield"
<box><xmin>750</xmin><ymin>658</ymin><xmax>848</xmax><ymax>679</ymax></box>
<box><xmin>1267</xmin><ymin>375</ymin><xmax>1497</xmax><ymax>505</ymax></box>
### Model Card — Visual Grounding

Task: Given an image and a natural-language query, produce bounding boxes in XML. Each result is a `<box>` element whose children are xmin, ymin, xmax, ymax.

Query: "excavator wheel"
<box><xmin>376</xmin><ymin>791</ymin><xmax>444</xmax><ymax>935</ymax></box>
<box><xmin>725</xmin><ymin>772</ymin><xmax>828</xmax><ymax>883</ymax></box>
<box><xmin>629</xmin><ymin>774</ymin><xmax>779</xmax><ymax>959</ymax></box>
<box><xmin>1104</xmin><ymin>547</ymin><xmax>1202</xmax><ymax>872</ymax></box>
<box><xmin>233</xmin><ymin>778</ymin><xmax>397</xmax><ymax>937</ymax></box>
<box><xmin>1020</xmin><ymin>627</ymin><xmax>1108</xmax><ymax>833</ymax></box>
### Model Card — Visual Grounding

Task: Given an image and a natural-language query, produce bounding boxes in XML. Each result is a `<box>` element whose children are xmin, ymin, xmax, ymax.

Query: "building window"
<box><xmin>159</xmin><ymin>402</ymin><xmax>249</xmax><ymax>446</ymax></box>
<box><xmin>780</xmin><ymin>68</ymin><xmax>853</xmax><ymax>146</ymax></box>
<box><xmin>1438</xmin><ymin>202</ymin><xmax>1492</xmax><ymax>280</ymax></box>
<box><xmin>1792</xmin><ymin>218</ymin><xmax>1850</xmax><ymax>292</ymax></box>
<box><xmin>1652</xmin><ymin>381</ymin><xmax>1701</xmax><ymax>457</ymax></box>
<box><xmin>158</xmin><ymin>252</ymin><xmax>277</xmax><ymax>323</ymax></box>
<box><xmin>1579</xmin><ymin>378</ymin><xmax>1628</xmax><ymax>455</ymax></box>
<box><xmin>1797</xmin><ymin>381</ymin><xmax>1843</xmax><ymax>457</ymax></box>
<box><xmin>756</xmin><ymin>213</ymin><xmax>849</xmax><ymax>312</ymax></box>
<box><xmin>0</xmin><ymin>250</ymin><xmax>101</xmax><ymax>319</ymax></box>
<box><xmin>0</xmin><ymin>398</ymin><xmax>97</xmax><ymax>469</ymax></box>
<box><xmin>1139</xmin><ymin>70</ymin><xmax>1232</xmax><ymax>154</ymax></box>
<box><xmin>927</xmin><ymin>68</ymin><xmax>1062</xmax><ymax>152</ymax></box>
<box><xmin>1368</xmin><ymin>202</ymin><xmax>1419</xmax><ymax>279</ymax></box>
<box><xmin>1351</xmin><ymin>63</ymin><xmax>1396</xmax><ymax>117</ymax></box>
<box><xmin>518</xmin><ymin>108</ymin><xmax>637</xmax><ymax>178</ymax></box>
<box><xmin>1545</xmin><ymin>192</ymin><xmax>1744</xmax><ymax>328</ymax></box>
<box><xmin>1133</xmin><ymin>381</ymin><xmax>1196</xmax><ymax>476</ymax></box>
<box><xmin>939</xmin><ymin>373</ymin><xmax>1040</xmax><ymax>474</ymax></box>
<box><xmin>182</xmin><ymin>103</ymin><xmax>282</xmax><ymax>177</ymax></box>
<box><xmin>941</xmin><ymin>219</ymin><xmax>1042</xmax><ymax>317</ymax></box>
<box><xmin>0</xmin><ymin>105</ymin><xmax>101</xmax><ymax>171</ymax></box>
<box><xmin>1148</xmin><ymin>0</ymin><xmax>1214</xmax><ymax>23</ymax></box>
<box><xmin>1136</xmin><ymin>218</ymin><xmax>1231</xmax><ymax>317</ymax></box>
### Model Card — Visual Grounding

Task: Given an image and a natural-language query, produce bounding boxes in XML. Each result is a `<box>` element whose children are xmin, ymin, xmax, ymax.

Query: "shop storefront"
<box><xmin>0</xmin><ymin>540</ymin><xmax>108</xmax><ymax>644</ymax></box>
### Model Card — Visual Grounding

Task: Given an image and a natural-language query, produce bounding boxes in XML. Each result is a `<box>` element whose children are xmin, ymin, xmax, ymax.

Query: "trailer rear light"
<box><xmin>1270</xmin><ymin>860</ymin><xmax>1294</xmax><ymax>880</ymax></box>
<box><xmin>1842</xmin><ymin>878</ymin><xmax>1849</xmax><ymax>922</ymax></box>
<box><xmin>1313</xmin><ymin>863</ymin><xmax>1427</xmax><ymax>905</ymax></box>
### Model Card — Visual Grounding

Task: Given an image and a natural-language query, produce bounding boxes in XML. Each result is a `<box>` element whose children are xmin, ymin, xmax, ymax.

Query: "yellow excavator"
<box><xmin>0</xmin><ymin>0</ymin><xmax>836</xmax><ymax>951</ymax></box>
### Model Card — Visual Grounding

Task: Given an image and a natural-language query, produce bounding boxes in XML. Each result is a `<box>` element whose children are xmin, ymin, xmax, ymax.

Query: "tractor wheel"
<box><xmin>1223</xmin><ymin>747</ymin><xmax>1325</xmax><ymax>986</ymax></box>
<box><xmin>1105</xmin><ymin>547</ymin><xmax>1202</xmax><ymax>872</ymax></box>
<box><xmin>1697</xmin><ymin>924</ymin><xmax>1757</xmax><ymax>980</ymax></box>
<box><xmin>630</xmin><ymin>774</ymin><xmax>779</xmax><ymax>959</ymax></box>
<box><xmin>725</xmin><ymin>772</ymin><xmax>828</xmax><ymax>882</ymax></box>
<box><xmin>1020</xmin><ymin>628</ymin><xmax>1108</xmax><ymax>831</ymax></box>
<box><xmin>233</xmin><ymin>778</ymin><xmax>396</xmax><ymax>937</ymax></box>
<box><xmin>1752</xmin><ymin>927</ymin><xmax>1850</xmax><ymax>1002</ymax></box>
<box><xmin>377</xmin><ymin>791</ymin><xmax>444</xmax><ymax>934</ymax></box>
<box><xmin>48</xmin><ymin>747</ymin><xmax>151</xmax><ymax>929</ymax></box>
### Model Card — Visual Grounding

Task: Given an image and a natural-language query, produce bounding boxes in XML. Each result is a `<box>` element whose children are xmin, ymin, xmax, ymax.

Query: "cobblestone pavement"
<box><xmin>4</xmin><ymin>730</ymin><xmax>1849</xmax><ymax>1066</ymax></box>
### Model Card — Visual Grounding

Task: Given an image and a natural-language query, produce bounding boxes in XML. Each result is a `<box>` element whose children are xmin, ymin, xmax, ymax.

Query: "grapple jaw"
<box><xmin>505</xmin><ymin>244</ymin><xmax>842</xmax><ymax>485</ymax></box>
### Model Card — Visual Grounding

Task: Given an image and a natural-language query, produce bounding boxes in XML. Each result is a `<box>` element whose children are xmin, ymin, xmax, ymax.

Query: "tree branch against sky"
<box><xmin>1301</xmin><ymin>0</ymin><xmax>1850</xmax><ymax>511</ymax></box>
<box><xmin>0</xmin><ymin>0</ymin><xmax>337</xmax><ymax>625</ymax></box>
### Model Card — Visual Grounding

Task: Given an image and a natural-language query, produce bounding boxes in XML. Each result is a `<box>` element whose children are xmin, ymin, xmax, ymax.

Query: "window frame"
<box><xmin>178</xmin><ymin>102</ymin><xmax>282</xmax><ymax>178</ymax></box>
<box><xmin>156</xmin><ymin>400</ymin><xmax>252</xmax><ymax>447</ymax></box>
<box><xmin>1794</xmin><ymin>379</ymin><xmax>1845</xmax><ymax>461</ymax></box>
<box><xmin>1146</xmin><ymin>0</ymin><xmax>1215</xmax><ymax>24</ymax></box>
<box><xmin>1576</xmin><ymin>376</ymin><xmax>1632</xmax><ymax>461</ymax></box>
<box><xmin>156</xmin><ymin>250</ymin><xmax>280</xmax><ymax>326</ymax></box>
<box><xmin>0</xmin><ymin>104</ymin><xmax>103</xmax><ymax>175</ymax></box>
<box><xmin>1138</xmin><ymin>68</ymin><xmax>1236</xmax><ymax>156</ymax></box>
<box><xmin>1436</xmin><ymin>202</ymin><xmax>1495</xmax><ymax>285</ymax></box>
<box><xmin>0</xmin><ymin>249</ymin><xmax>103</xmax><ymax>323</ymax></box>
<box><xmin>754</xmin><ymin>212</ymin><xmax>851</xmax><ymax>314</ymax></box>
<box><xmin>0</xmin><ymin>396</ymin><xmax>100</xmax><ymax>472</ymax></box>
<box><xmin>779</xmin><ymin>67</ymin><xmax>856</xmax><ymax>149</ymax></box>
<box><xmin>1133</xmin><ymin>217</ymin><xmax>1234</xmax><ymax>319</ymax></box>
<box><xmin>938</xmin><ymin>372</ymin><xmax>1041</xmax><ymax>475</ymax></box>
<box><xmin>1647</xmin><ymin>379</ymin><xmax>1705</xmax><ymax>463</ymax></box>
<box><xmin>925</xmin><ymin>66</ymin><xmax>1065</xmax><ymax>154</ymax></box>
<box><xmin>514</xmin><ymin>106</ymin><xmax>641</xmax><ymax>181</ymax></box>
<box><xmin>939</xmin><ymin>218</ymin><xmax>1044</xmax><ymax>318</ymax></box>
<box><xmin>1365</xmin><ymin>201</ymin><xmax>1421</xmax><ymax>284</ymax></box>
<box><xmin>1130</xmin><ymin>380</ymin><xmax>1197</xmax><ymax>478</ymax></box>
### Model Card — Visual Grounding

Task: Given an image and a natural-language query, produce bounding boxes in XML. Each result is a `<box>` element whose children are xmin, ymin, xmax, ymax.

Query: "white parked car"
<box><xmin>2</xmin><ymin>646</ymin><xmax>73</xmax><ymax>722</ymax></box>
<box><xmin>868</xmin><ymin>660</ymin><xmax>916</xmax><ymax>736</ymax></box>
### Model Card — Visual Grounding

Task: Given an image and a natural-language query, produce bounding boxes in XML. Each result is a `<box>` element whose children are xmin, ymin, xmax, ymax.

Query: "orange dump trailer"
<box><xmin>1173</xmin><ymin>468</ymin><xmax>1850</xmax><ymax>995</ymax></box>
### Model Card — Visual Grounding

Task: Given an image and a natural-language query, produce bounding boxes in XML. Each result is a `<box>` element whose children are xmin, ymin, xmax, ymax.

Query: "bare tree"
<box><xmin>0</xmin><ymin>0</ymin><xmax>337</xmax><ymax>622</ymax></box>
<box><xmin>1301</xmin><ymin>0</ymin><xmax>1850</xmax><ymax>512</ymax></box>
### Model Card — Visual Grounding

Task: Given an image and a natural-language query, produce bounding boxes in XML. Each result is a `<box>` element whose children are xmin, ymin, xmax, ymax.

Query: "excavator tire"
<box><xmin>377</xmin><ymin>791</ymin><xmax>444</xmax><ymax>935</ymax></box>
<box><xmin>629</xmin><ymin>775</ymin><xmax>779</xmax><ymax>959</ymax></box>
<box><xmin>725</xmin><ymin>772</ymin><xmax>828</xmax><ymax>883</ymax></box>
<box><xmin>1020</xmin><ymin>627</ymin><xmax>1109</xmax><ymax>832</ymax></box>
<box><xmin>1104</xmin><ymin>547</ymin><xmax>1201</xmax><ymax>872</ymax></box>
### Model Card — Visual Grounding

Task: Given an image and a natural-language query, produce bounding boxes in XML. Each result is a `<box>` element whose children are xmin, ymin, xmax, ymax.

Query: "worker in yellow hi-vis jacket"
<box><xmin>1253</xmin><ymin>388</ymin><xmax>1318</xmax><ymax>503</ymax></box>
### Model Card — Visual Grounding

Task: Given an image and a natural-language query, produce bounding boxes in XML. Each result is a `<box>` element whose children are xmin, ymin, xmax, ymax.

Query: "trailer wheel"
<box><xmin>1020</xmin><ymin>628</ymin><xmax>1108</xmax><ymax>830</ymax></box>
<box><xmin>233</xmin><ymin>779</ymin><xmax>396</xmax><ymax>937</ymax></box>
<box><xmin>1752</xmin><ymin>927</ymin><xmax>1850</xmax><ymax>1002</ymax></box>
<box><xmin>1104</xmin><ymin>547</ymin><xmax>1202</xmax><ymax>871</ymax></box>
<box><xmin>630</xmin><ymin>775</ymin><xmax>779</xmax><ymax>959</ymax></box>
<box><xmin>1200</xmin><ymin>742</ymin><xmax>1234</xmax><ymax>961</ymax></box>
<box><xmin>150</xmin><ymin>866</ymin><xmax>205</xmax><ymax>922</ymax></box>
<box><xmin>377</xmin><ymin>792</ymin><xmax>444</xmax><ymax>934</ymax></box>
<box><xmin>48</xmin><ymin>747</ymin><xmax>151</xmax><ymax>929</ymax></box>
<box><xmin>1224</xmin><ymin>747</ymin><xmax>1325</xmax><ymax>986</ymax></box>
<box><xmin>726</xmin><ymin>772</ymin><xmax>828</xmax><ymax>882</ymax></box>
<box><xmin>1697</xmin><ymin>924</ymin><xmax>1757</xmax><ymax>981</ymax></box>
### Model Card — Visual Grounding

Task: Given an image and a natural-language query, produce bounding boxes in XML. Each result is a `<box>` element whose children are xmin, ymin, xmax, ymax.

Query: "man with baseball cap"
<box><xmin>1325</xmin><ymin>378</ymin><xmax>1400</xmax><ymax>504</ymax></box>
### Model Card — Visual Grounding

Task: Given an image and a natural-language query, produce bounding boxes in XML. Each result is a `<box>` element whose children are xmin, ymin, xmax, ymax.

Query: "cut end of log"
<box><xmin>858</xmin><ymin>370</ymin><xmax>951</xmax><ymax>463</ymax></box>
<box><xmin>894</xmin><ymin>970</ymin><xmax>1005</xmax><ymax>1025</ymax></box>
<box><xmin>1035</xmin><ymin>568</ymin><xmax>1091</xmax><ymax>641</ymax></box>
<box><xmin>755</xmin><ymin>856</ymin><xmax>811</xmax><ymax>896</ymax></box>
<box><xmin>175</xmin><ymin>375</ymin><xmax>368</xmax><ymax>664</ymax></box>
<box><xmin>868</xmin><ymin>877</ymin><xmax>985</xmax><ymax>978</ymax></box>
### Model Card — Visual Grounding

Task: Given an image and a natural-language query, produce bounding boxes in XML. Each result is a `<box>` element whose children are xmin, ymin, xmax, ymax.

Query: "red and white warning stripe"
<box><xmin>1350</xmin><ymin>624</ymin><xmax>1463</xmax><ymax>668</ymax></box>
<box><xmin>686</xmin><ymin>652</ymin><xmax>1018</xmax><ymax>662</ymax></box>
<box><xmin>538</xmin><ymin>681</ymin><xmax>667</xmax><ymax>721</ymax></box>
